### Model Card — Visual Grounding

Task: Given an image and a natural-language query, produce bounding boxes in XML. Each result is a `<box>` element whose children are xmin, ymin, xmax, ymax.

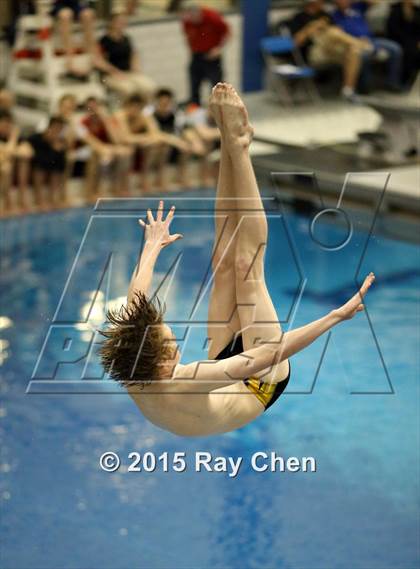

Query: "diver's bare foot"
<box><xmin>210</xmin><ymin>83</ymin><xmax>253</xmax><ymax>151</ymax></box>
<box><xmin>209</xmin><ymin>83</ymin><xmax>224</xmax><ymax>131</ymax></box>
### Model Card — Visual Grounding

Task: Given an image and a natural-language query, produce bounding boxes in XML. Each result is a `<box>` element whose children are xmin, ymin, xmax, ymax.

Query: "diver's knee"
<box><xmin>235</xmin><ymin>255</ymin><xmax>261</xmax><ymax>279</ymax></box>
<box><xmin>235</xmin><ymin>255</ymin><xmax>251</xmax><ymax>275</ymax></box>
<box><xmin>212</xmin><ymin>251</ymin><xmax>234</xmax><ymax>275</ymax></box>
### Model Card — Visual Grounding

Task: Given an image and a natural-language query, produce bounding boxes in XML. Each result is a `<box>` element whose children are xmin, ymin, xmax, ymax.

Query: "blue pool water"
<box><xmin>0</xmin><ymin>191</ymin><xmax>419</xmax><ymax>569</ymax></box>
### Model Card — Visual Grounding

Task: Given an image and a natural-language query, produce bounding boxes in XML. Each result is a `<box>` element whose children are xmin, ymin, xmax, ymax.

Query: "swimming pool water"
<box><xmin>0</xmin><ymin>191</ymin><xmax>419</xmax><ymax>569</ymax></box>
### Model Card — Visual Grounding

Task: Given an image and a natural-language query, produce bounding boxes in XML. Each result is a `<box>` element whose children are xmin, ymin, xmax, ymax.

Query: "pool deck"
<box><xmin>253</xmin><ymin>148</ymin><xmax>420</xmax><ymax>214</ymax></box>
<box><xmin>244</xmin><ymin>91</ymin><xmax>420</xmax><ymax>215</ymax></box>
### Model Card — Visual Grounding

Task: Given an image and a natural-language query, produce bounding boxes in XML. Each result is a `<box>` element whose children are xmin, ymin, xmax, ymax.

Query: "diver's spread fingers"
<box><xmin>147</xmin><ymin>208</ymin><xmax>154</xmax><ymax>224</ymax></box>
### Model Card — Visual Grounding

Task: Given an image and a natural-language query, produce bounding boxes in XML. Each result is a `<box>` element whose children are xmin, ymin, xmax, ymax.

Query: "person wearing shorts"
<box><xmin>94</xmin><ymin>12</ymin><xmax>156</xmax><ymax>101</ymax></box>
<box><xmin>333</xmin><ymin>0</ymin><xmax>403</xmax><ymax>92</ymax></box>
<box><xmin>51</xmin><ymin>0</ymin><xmax>96</xmax><ymax>76</ymax></box>
<box><xmin>289</xmin><ymin>0</ymin><xmax>370</xmax><ymax>100</ymax></box>
<box><xmin>80</xmin><ymin>97</ymin><xmax>132</xmax><ymax>201</ymax></box>
<box><xmin>0</xmin><ymin>110</ymin><xmax>33</xmax><ymax>214</ymax></box>
<box><xmin>28</xmin><ymin>116</ymin><xmax>68</xmax><ymax>210</ymax></box>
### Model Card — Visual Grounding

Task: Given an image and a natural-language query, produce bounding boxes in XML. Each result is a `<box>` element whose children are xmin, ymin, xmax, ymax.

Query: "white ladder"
<box><xmin>8</xmin><ymin>0</ymin><xmax>104</xmax><ymax>127</ymax></box>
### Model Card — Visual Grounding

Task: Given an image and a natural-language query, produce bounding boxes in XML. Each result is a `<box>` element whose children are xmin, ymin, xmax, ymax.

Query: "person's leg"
<box><xmin>357</xmin><ymin>47</ymin><xmax>376</xmax><ymax>93</ymax></box>
<box><xmin>50</xmin><ymin>171</ymin><xmax>65</xmax><ymax>208</ymax></box>
<box><xmin>183</xmin><ymin>127</ymin><xmax>206</xmax><ymax>156</ymax></box>
<box><xmin>59</xmin><ymin>172</ymin><xmax>68</xmax><ymax>206</ymax></box>
<box><xmin>205</xmin><ymin>86</ymin><xmax>244</xmax><ymax>358</ymax></box>
<box><xmin>15</xmin><ymin>142</ymin><xmax>33</xmax><ymax>212</ymax></box>
<box><xmin>175</xmin><ymin>149</ymin><xmax>189</xmax><ymax>187</ymax></box>
<box><xmin>79</xmin><ymin>7</ymin><xmax>95</xmax><ymax>55</ymax></box>
<box><xmin>103</xmin><ymin>74</ymin><xmax>134</xmax><ymax>99</ymax></box>
<box><xmin>196</xmin><ymin>141</ymin><xmax>217</xmax><ymax>187</ymax></box>
<box><xmin>154</xmin><ymin>143</ymin><xmax>171</xmax><ymax>191</ymax></box>
<box><xmin>107</xmin><ymin>157</ymin><xmax>120</xmax><ymax>197</ymax></box>
<box><xmin>213</xmin><ymin>84</ymin><xmax>289</xmax><ymax>382</ymax></box>
<box><xmin>58</xmin><ymin>165</ymin><xmax>68</xmax><ymax>206</ymax></box>
<box><xmin>189</xmin><ymin>54</ymin><xmax>204</xmax><ymax>105</ymax></box>
<box><xmin>112</xmin><ymin>146</ymin><xmax>132</xmax><ymax>196</ymax></box>
<box><xmin>372</xmin><ymin>37</ymin><xmax>403</xmax><ymax>88</ymax></box>
<box><xmin>56</xmin><ymin>8</ymin><xmax>75</xmax><ymax>71</ymax></box>
<box><xmin>158</xmin><ymin>131</ymin><xmax>190</xmax><ymax>153</ymax></box>
<box><xmin>139</xmin><ymin>145</ymin><xmax>158</xmax><ymax>193</ymax></box>
<box><xmin>32</xmin><ymin>168</ymin><xmax>46</xmax><ymax>210</ymax></box>
<box><xmin>341</xmin><ymin>44</ymin><xmax>364</xmax><ymax>91</ymax></box>
<box><xmin>43</xmin><ymin>172</ymin><xmax>54</xmax><ymax>210</ymax></box>
<box><xmin>0</xmin><ymin>157</ymin><xmax>13</xmax><ymax>215</ymax></box>
<box><xmin>63</xmin><ymin>150</ymin><xmax>75</xmax><ymax>192</ymax></box>
<box><xmin>182</xmin><ymin>128</ymin><xmax>205</xmax><ymax>184</ymax></box>
<box><xmin>313</xmin><ymin>28</ymin><xmax>365</xmax><ymax>92</ymax></box>
<box><xmin>324</xmin><ymin>26</ymin><xmax>369</xmax><ymax>50</ymax></box>
<box><xmin>51</xmin><ymin>149</ymin><xmax>67</xmax><ymax>206</ymax></box>
<box><xmin>205</xmin><ymin>57</ymin><xmax>223</xmax><ymax>88</ymax></box>
<box><xmin>129</xmin><ymin>73</ymin><xmax>158</xmax><ymax>102</ymax></box>
<box><xmin>85</xmin><ymin>153</ymin><xmax>101</xmax><ymax>203</ymax></box>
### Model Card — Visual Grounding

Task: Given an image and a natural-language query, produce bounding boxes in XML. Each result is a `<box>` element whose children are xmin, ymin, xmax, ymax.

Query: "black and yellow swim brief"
<box><xmin>215</xmin><ymin>334</ymin><xmax>290</xmax><ymax>411</ymax></box>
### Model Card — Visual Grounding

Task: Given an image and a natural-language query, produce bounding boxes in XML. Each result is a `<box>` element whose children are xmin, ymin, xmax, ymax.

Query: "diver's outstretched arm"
<box><xmin>128</xmin><ymin>201</ymin><xmax>182</xmax><ymax>302</ymax></box>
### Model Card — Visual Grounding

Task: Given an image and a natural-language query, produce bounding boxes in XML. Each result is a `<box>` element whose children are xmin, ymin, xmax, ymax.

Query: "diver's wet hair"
<box><xmin>99</xmin><ymin>292</ymin><xmax>169</xmax><ymax>388</ymax></box>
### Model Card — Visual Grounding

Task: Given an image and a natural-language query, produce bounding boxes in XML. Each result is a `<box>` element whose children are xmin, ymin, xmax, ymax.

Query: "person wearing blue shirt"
<box><xmin>333</xmin><ymin>0</ymin><xmax>403</xmax><ymax>91</ymax></box>
<box><xmin>289</xmin><ymin>0</ymin><xmax>371</xmax><ymax>101</ymax></box>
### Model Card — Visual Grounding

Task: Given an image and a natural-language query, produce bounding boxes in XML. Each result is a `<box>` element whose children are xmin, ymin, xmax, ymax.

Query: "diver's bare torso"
<box><xmin>129</xmin><ymin>367</ymin><xmax>264</xmax><ymax>437</ymax></box>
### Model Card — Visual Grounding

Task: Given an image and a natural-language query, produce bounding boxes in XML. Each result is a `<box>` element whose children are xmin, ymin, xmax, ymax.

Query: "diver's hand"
<box><xmin>333</xmin><ymin>273</ymin><xmax>375</xmax><ymax>321</ymax></box>
<box><xmin>139</xmin><ymin>200</ymin><xmax>183</xmax><ymax>249</ymax></box>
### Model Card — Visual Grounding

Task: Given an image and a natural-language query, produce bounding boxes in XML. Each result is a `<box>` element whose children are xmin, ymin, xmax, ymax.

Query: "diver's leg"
<box><xmin>206</xmin><ymin>85</ymin><xmax>241</xmax><ymax>359</ymax></box>
<box><xmin>218</xmin><ymin>84</ymin><xmax>289</xmax><ymax>382</ymax></box>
